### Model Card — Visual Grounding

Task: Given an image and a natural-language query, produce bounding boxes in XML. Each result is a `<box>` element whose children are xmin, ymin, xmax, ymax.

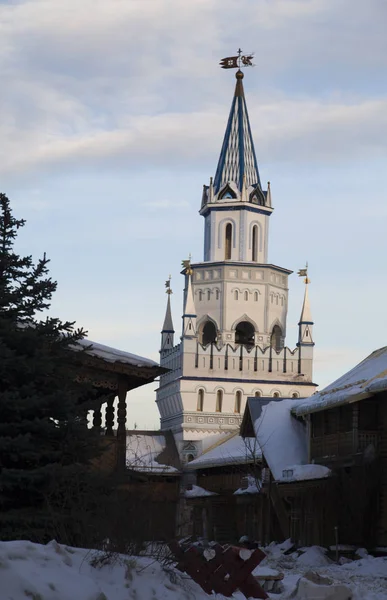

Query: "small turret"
<box><xmin>161</xmin><ymin>277</ymin><xmax>175</xmax><ymax>352</ymax></box>
<box><xmin>297</xmin><ymin>266</ymin><xmax>314</xmax><ymax>347</ymax></box>
<box><xmin>181</xmin><ymin>260</ymin><xmax>197</xmax><ymax>338</ymax></box>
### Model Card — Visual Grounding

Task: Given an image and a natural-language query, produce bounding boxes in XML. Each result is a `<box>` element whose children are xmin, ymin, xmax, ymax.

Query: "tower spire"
<box><xmin>213</xmin><ymin>69</ymin><xmax>261</xmax><ymax>194</ymax></box>
<box><xmin>181</xmin><ymin>259</ymin><xmax>197</xmax><ymax>338</ymax></box>
<box><xmin>298</xmin><ymin>264</ymin><xmax>314</xmax><ymax>346</ymax></box>
<box><xmin>160</xmin><ymin>276</ymin><xmax>175</xmax><ymax>351</ymax></box>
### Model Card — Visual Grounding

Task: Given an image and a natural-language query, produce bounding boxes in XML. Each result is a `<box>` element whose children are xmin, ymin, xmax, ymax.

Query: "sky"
<box><xmin>1</xmin><ymin>0</ymin><xmax>387</xmax><ymax>428</ymax></box>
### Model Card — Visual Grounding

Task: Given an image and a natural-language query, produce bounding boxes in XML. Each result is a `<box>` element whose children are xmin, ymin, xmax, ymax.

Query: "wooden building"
<box><xmin>242</xmin><ymin>346</ymin><xmax>387</xmax><ymax>548</ymax></box>
<box><xmin>68</xmin><ymin>339</ymin><xmax>183</xmax><ymax>544</ymax></box>
<box><xmin>181</xmin><ymin>433</ymin><xmax>268</xmax><ymax>543</ymax></box>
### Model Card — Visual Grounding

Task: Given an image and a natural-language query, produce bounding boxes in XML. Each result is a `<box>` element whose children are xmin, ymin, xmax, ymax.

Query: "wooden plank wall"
<box><xmin>377</xmin><ymin>393</ymin><xmax>387</xmax><ymax>546</ymax></box>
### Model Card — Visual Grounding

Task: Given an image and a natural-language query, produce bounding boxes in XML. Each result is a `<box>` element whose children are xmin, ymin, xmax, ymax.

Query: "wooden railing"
<box><xmin>311</xmin><ymin>431</ymin><xmax>379</xmax><ymax>461</ymax></box>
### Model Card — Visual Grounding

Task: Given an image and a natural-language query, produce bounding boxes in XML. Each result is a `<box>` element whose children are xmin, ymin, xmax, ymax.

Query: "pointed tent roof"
<box><xmin>184</xmin><ymin>273</ymin><xmax>196</xmax><ymax>317</ymax></box>
<box><xmin>162</xmin><ymin>294</ymin><xmax>174</xmax><ymax>333</ymax></box>
<box><xmin>299</xmin><ymin>282</ymin><xmax>313</xmax><ymax>324</ymax></box>
<box><xmin>213</xmin><ymin>70</ymin><xmax>261</xmax><ymax>194</ymax></box>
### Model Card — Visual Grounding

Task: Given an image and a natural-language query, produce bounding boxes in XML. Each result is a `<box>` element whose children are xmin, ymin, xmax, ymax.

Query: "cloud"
<box><xmin>0</xmin><ymin>0</ymin><xmax>386</xmax><ymax>180</ymax></box>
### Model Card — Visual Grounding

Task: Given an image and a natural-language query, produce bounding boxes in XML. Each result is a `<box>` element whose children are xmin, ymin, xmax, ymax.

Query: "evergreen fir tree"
<box><xmin>0</xmin><ymin>193</ymin><xmax>102</xmax><ymax>543</ymax></box>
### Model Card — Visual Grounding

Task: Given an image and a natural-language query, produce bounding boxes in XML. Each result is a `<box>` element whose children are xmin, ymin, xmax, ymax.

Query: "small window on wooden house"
<box><xmin>216</xmin><ymin>390</ymin><xmax>223</xmax><ymax>412</ymax></box>
<box><xmin>339</xmin><ymin>404</ymin><xmax>353</xmax><ymax>432</ymax></box>
<box><xmin>225</xmin><ymin>223</ymin><xmax>232</xmax><ymax>260</ymax></box>
<box><xmin>234</xmin><ymin>391</ymin><xmax>242</xmax><ymax>413</ymax></box>
<box><xmin>359</xmin><ymin>400</ymin><xmax>378</xmax><ymax>431</ymax></box>
<box><xmin>312</xmin><ymin>412</ymin><xmax>324</xmax><ymax>437</ymax></box>
<box><xmin>197</xmin><ymin>389</ymin><xmax>204</xmax><ymax>412</ymax></box>
<box><xmin>324</xmin><ymin>408</ymin><xmax>339</xmax><ymax>435</ymax></box>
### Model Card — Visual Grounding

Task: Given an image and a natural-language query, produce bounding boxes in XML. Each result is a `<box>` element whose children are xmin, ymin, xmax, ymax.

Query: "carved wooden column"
<box><xmin>117</xmin><ymin>379</ymin><xmax>127</xmax><ymax>470</ymax></box>
<box><xmin>105</xmin><ymin>394</ymin><xmax>115</xmax><ymax>436</ymax></box>
<box><xmin>93</xmin><ymin>404</ymin><xmax>102</xmax><ymax>430</ymax></box>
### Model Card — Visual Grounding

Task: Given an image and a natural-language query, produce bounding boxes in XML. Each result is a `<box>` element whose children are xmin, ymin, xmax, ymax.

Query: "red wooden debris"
<box><xmin>169</xmin><ymin>540</ymin><xmax>268</xmax><ymax>599</ymax></box>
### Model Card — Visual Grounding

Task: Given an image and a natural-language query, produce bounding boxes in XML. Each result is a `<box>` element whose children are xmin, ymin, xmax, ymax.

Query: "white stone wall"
<box><xmin>203</xmin><ymin>204</ymin><xmax>270</xmax><ymax>263</ymax></box>
<box><xmin>189</xmin><ymin>263</ymin><xmax>289</xmax><ymax>342</ymax></box>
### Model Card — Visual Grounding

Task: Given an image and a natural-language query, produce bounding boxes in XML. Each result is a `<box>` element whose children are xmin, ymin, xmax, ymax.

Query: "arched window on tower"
<box><xmin>234</xmin><ymin>391</ymin><xmax>242</xmax><ymax>413</ymax></box>
<box><xmin>216</xmin><ymin>390</ymin><xmax>223</xmax><ymax>412</ymax></box>
<box><xmin>255</xmin><ymin>391</ymin><xmax>262</xmax><ymax>398</ymax></box>
<box><xmin>201</xmin><ymin>321</ymin><xmax>217</xmax><ymax>346</ymax></box>
<box><xmin>254</xmin><ymin>291</ymin><xmax>259</xmax><ymax>302</ymax></box>
<box><xmin>234</xmin><ymin>290</ymin><xmax>239</xmax><ymax>301</ymax></box>
<box><xmin>235</xmin><ymin>321</ymin><xmax>255</xmax><ymax>348</ymax></box>
<box><xmin>252</xmin><ymin>225</ymin><xmax>258</xmax><ymax>262</ymax></box>
<box><xmin>197</xmin><ymin>389</ymin><xmax>204</xmax><ymax>411</ymax></box>
<box><xmin>244</xmin><ymin>291</ymin><xmax>248</xmax><ymax>301</ymax></box>
<box><xmin>225</xmin><ymin>223</ymin><xmax>232</xmax><ymax>260</ymax></box>
<box><xmin>216</xmin><ymin>289</ymin><xmax>220</xmax><ymax>300</ymax></box>
<box><xmin>271</xmin><ymin>325</ymin><xmax>283</xmax><ymax>352</ymax></box>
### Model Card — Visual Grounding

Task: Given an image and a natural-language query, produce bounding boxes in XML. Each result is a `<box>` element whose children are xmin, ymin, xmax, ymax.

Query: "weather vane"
<box><xmin>297</xmin><ymin>263</ymin><xmax>311</xmax><ymax>285</ymax></box>
<box><xmin>181</xmin><ymin>258</ymin><xmax>193</xmax><ymax>276</ymax></box>
<box><xmin>165</xmin><ymin>275</ymin><xmax>172</xmax><ymax>295</ymax></box>
<box><xmin>219</xmin><ymin>48</ymin><xmax>254</xmax><ymax>70</ymax></box>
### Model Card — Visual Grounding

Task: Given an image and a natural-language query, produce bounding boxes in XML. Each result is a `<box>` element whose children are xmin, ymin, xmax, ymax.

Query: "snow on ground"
<box><xmin>1</xmin><ymin>538</ymin><xmax>387</xmax><ymax>600</ymax></box>
<box><xmin>0</xmin><ymin>539</ymin><xmax>247</xmax><ymax>600</ymax></box>
<box><xmin>260</xmin><ymin>540</ymin><xmax>387</xmax><ymax>600</ymax></box>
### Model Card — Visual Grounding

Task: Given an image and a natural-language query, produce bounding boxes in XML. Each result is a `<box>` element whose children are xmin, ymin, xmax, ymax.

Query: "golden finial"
<box><xmin>181</xmin><ymin>258</ymin><xmax>193</xmax><ymax>276</ymax></box>
<box><xmin>165</xmin><ymin>275</ymin><xmax>173</xmax><ymax>295</ymax></box>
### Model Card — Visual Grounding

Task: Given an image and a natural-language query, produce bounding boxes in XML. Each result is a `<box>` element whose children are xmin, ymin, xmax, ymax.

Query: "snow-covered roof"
<box><xmin>277</xmin><ymin>464</ymin><xmax>331</xmax><ymax>483</ymax></box>
<box><xmin>294</xmin><ymin>346</ymin><xmax>387</xmax><ymax>416</ymax></box>
<box><xmin>253</xmin><ymin>399</ymin><xmax>308</xmax><ymax>481</ymax></box>
<box><xmin>185</xmin><ymin>434</ymin><xmax>261</xmax><ymax>470</ymax></box>
<box><xmin>76</xmin><ymin>338</ymin><xmax>159</xmax><ymax>369</ymax></box>
<box><xmin>234</xmin><ymin>474</ymin><xmax>261</xmax><ymax>495</ymax></box>
<box><xmin>126</xmin><ymin>433</ymin><xmax>180</xmax><ymax>474</ymax></box>
<box><xmin>184</xmin><ymin>485</ymin><xmax>217</xmax><ymax>498</ymax></box>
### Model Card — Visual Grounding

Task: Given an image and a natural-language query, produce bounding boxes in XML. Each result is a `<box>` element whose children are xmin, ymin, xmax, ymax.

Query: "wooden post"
<box><xmin>105</xmin><ymin>394</ymin><xmax>115</xmax><ymax>436</ymax></box>
<box><xmin>117</xmin><ymin>379</ymin><xmax>127</xmax><ymax>470</ymax></box>
<box><xmin>93</xmin><ymin>404</ymin><xmax>102</xmax><ymax>429</ymax></box>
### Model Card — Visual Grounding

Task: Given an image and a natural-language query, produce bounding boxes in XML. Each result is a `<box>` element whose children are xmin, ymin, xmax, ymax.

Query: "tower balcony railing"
<box><xmin>194</xmin><ymin>342</ymin><xmax>303</xmax><ymax>378</ymax></box>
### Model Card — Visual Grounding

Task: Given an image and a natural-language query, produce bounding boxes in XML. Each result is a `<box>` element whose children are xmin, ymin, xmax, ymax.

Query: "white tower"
<box><xmin>156</xmin><ymin>69</ymin><xmax>316</xmax><ymax>461</ymax></box>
